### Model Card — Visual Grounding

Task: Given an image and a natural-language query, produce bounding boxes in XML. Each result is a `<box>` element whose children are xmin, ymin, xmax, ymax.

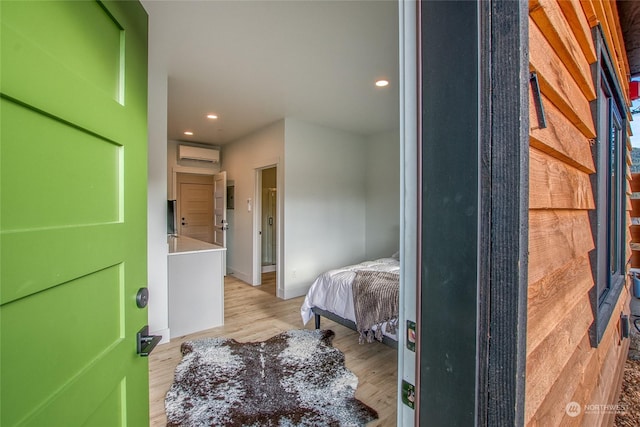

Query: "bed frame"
<box><xmin>312</xmin><ymin>307</ymin><xmax>398</xmax><ymax>349</ymax></box>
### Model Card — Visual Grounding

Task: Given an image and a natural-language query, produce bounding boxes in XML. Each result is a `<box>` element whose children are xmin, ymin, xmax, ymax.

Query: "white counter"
<box><xmin>167</xmin><ymin>235</ymin><xmax>227</xmax><ymax>338</ymax></box>
<box><xmin>168</xmin><ymin>235</ymin><xmax>225</xmax><ymax>255</ymax></box>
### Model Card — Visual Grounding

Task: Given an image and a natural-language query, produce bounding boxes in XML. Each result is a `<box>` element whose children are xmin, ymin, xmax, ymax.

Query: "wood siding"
<box><xmin>526</xmin><ymin>0</ymin><xmax>631</xmax><ymax>425</ymax></box>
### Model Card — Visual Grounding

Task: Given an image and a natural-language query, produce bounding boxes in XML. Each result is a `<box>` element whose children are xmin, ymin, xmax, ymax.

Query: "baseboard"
<box><xmin>152</xmin><ymin>328</ymin><xmax>171</xmax><ymax>345</ymax></box>
<box><xmin>227</xmin><ymin>267</ymin><xmax>251</xmax><ymax>284</ymax></box>
<box><xmin>283</xmin><ymin>284</ymin><xmax>311</xmax><ymax>300</ymax></box>
<box><xmin>261</xmin><ymin>265</ymin><xmax>276</xmax><ymax>273</ymax></box>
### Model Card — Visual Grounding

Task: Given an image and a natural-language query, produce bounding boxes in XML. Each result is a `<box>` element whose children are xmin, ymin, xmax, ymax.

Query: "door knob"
<box><xmin>136</xmin><ymin>287</ymin><xmax>149</xmax><ymax>308</ymax></box>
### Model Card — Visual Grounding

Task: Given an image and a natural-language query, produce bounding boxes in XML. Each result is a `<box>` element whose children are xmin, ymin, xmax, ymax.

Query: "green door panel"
<box><xmin>2</xmin><ymin>100</ymin><xmax>122</xmax><ymax>230</ymax></box>
<box><xmin>1</xmin><ymin>99</ymin><xmax>125</xmax><ymax>304</ymax></box>
<box><xmin>1</xmin><ymin>1</ymin><xmax>149</xmax><ymax>426</ymax></box>
<box><xmin>0</xmin><ymin>0</ymin><xmax>148</xmax><ymax>144</ymax></box>
<box><xmin>4</xmin><ymin>1</ymin><xmax>123</xmax><ymax>103</ymax></box>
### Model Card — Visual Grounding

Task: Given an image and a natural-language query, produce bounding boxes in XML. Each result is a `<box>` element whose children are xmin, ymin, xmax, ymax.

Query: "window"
<box><xmin>590</xmin><ymin>27</ymin><xmax>627</xmax><ymax>345</ymax></box>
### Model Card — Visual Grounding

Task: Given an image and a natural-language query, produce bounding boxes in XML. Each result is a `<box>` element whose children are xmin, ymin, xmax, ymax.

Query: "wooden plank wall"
<box><xmin>526</xmin><ymin>0</ymin><xmax>631</xmax><ymax>425</ymax></box>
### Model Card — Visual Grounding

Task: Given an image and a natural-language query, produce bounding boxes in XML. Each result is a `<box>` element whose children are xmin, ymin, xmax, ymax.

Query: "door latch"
<box><xmin>136</xmin><ymin>325</ymin><xmax>161</xmax><ymax>357</ymax></box>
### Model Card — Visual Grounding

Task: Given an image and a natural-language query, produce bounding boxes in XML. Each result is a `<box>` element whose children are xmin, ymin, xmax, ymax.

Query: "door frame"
<box><xmin>251</xmin><ymin>159</ymin><xmax>282</xmax><ymax>297</ymax></box>
<box><xmin>415</xmin><ymin>1</ymin><xmax>528</xmax><ymax>425</ymax></box>
<box><xmin>169</xmin><ymin>166</ymin><xmax>216</xmax><ymax>200</ymax></box>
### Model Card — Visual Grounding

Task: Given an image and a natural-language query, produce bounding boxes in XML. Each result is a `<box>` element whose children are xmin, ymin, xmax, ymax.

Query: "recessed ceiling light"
<box><xmin>184</xmin><ymin>131</ymin><xmax>194</xmax><ymax>136</ymax></box>
<box><xmin>375</xmin><ymin>79</ymin><xmax>389</xmax><ymax>87</ymax></box>
<box><xmin>207</xmin><ymin>114</ymin><xmax>218</xmax><ymax>119</ymax></box>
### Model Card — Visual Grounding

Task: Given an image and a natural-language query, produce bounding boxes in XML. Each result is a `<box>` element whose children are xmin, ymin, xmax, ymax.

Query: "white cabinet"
<box><xmin>168</xmin><ymin>236</ymin><xmax>226</xmax><ymax>338</ymax></box>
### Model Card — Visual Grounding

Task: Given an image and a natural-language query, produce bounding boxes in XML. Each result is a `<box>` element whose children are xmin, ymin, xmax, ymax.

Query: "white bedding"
<box><xmin>300</xmin><ymin>257</ymin><xmax>400</xmax><ymax>340</ymax></box>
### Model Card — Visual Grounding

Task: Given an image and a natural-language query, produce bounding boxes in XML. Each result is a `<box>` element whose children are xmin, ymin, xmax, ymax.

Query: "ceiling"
<box><xmin>618</xmin><ymin>0</ymin><xmax>640</xmax><ymax>78</ymax></box>
<box><xmin>141</xmin><ymin>0</ymin><xmax>399</xmax><ymax>146</ymax></box>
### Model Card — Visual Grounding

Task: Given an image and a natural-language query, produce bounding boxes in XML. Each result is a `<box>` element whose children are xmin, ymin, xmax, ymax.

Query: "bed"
<box><xmin>300</xmin><ymin>256</ymin><xmax>400</xmax><ymax>348</ymax></box>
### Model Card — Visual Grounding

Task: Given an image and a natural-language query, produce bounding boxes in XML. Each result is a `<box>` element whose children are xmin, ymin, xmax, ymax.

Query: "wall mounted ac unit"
<box><xmin>178</xmin><ymin>145</ymin><xmax>220</xmax><ymax>163</ymax></box>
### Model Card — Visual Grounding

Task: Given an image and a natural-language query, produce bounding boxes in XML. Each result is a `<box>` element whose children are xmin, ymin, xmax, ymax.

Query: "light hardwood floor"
<box><xmin>149</xmin><ymin>274</ymin><xmax>398</xmax><ymax>426</ymax></box>
<box><xmin>257</xmin><ymin>270</ymin><xmax>277</xmax><ymax>295</ymax></box>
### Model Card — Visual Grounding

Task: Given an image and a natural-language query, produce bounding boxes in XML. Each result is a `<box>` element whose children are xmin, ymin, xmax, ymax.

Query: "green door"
<box><xmin>1</xmin><ymin>1</ymin><xmax>149</xmax><ymax>426</ymax></box>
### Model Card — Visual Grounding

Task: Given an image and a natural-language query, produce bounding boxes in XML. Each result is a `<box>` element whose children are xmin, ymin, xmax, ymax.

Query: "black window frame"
<box><xmin>590</xmin><ymin>25</ymin><xmax>627</xmax><ymax>346</ymax></box>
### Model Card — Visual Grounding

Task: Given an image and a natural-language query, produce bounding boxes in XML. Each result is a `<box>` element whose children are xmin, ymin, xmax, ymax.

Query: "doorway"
<box><xmin>261</xmin><ymin>167</ymin><xmax>277</xmax><ymax>273</ymax></box>
<box><xmin>148</xmin><ymin>0</ymin><xmax>397</xmax><ymax>424</ymax></box>
<box><xmin>255</xmin><ymin>166</ymin><xmax>278</xmax><ymax>295</ymax></box>
<box><xmin>176</xmin><ymin>173</ymin><xmax>215</xmax><ymax>243</ymax></box>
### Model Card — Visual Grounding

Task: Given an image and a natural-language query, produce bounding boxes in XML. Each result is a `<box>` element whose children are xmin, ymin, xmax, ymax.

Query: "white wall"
<box><xmin>283</xmin><ymin>119</ymin><xmax>367</xmax><ymax>298</ymax></box>
<box><xmin>365</xmin><ymin>130</ymin><xmax>400</xmax><ymax>260</ymax></box>
<box><xmin>221</xmin><ymin>120</ymin><xmax>285</xmax><ymax>284</ymax></box>
<box><xmin>147</xmin><ymin>11</ymin><xmax>169</xmax><ymax>343</ymax></box>
<box><xmin>220</xmin><ymin>118</ymin><xmax>399</xmax><ymax>301</ymax></box>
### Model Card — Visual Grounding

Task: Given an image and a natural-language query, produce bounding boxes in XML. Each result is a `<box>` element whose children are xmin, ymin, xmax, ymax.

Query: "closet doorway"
<box><xmin>261</xmin><ymin>167</ymin><xmax>277</xmax><ymax>271</ymax></box>
<box><xmin>258</xmin><ymin>166</ymin><xmax>277</xmax><ymax>295</ymax></box>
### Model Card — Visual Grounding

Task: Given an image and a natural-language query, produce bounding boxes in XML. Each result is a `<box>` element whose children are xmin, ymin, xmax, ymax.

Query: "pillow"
<box><xmin>391</xmin><ymin>251</ymin><xmax>400</xmax><ymax>261</ymax></box>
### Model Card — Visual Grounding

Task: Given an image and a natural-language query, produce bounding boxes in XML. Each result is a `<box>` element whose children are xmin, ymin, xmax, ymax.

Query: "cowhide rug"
<box><xmin>165</xmin><ymin>329</ymin><xmax>378</xmax><ymax>426</ymax></box>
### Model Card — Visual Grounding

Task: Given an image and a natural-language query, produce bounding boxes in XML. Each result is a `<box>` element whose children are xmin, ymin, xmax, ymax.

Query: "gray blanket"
<box><xmin>352</xmin><ymin>270</ymin><xmax>400</xmax><ymax>343</ymax></box>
